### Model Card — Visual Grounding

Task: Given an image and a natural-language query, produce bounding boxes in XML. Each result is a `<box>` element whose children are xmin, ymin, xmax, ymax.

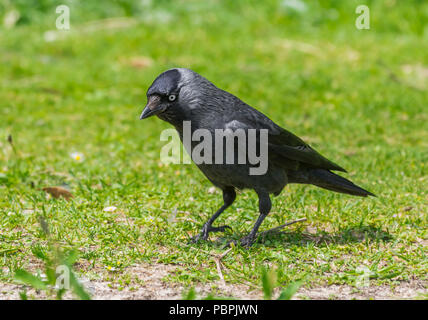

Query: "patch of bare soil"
<box><xmin>295</xmin><ymin>282</ymin><xmax>426</xmax><ymax>300</ymax></box>
<box><xmin>0</xmin><ymin>263</ymin><xmax>426</xmax><ymax>300</ymax></box>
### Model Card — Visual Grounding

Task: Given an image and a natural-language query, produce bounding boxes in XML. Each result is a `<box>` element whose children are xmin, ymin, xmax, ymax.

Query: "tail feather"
<box><xmin>289</xmin><ymin>169</ymin><xmax>375</xmax><ymax>197</ymax></box>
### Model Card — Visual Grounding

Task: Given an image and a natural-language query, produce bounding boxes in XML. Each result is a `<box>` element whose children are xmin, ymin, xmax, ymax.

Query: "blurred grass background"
<box><xmin>0</xmin><ymin>0</ymin><xmax>427</xmax><ymax>297</ymax></box>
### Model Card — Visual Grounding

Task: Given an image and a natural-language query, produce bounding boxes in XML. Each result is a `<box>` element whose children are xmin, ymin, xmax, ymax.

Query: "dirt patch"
<box><xmin>296</xmin><ymin>281</ymin><xmax>426</xmax><ymax>300</ymax></box>
<box><xmin>0</xmin><ymin>263</ymin><xmax>260</xmax><ymax>300</ymax></box>
<box><xmin>0</xmin><ymin>263</ymin><xmax>426</xmax><ymax>300</ymax></box>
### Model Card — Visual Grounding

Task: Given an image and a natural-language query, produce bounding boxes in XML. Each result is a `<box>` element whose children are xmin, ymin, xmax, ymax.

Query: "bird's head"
<box><xmin>140</xmin><ymin>68</ymin><xmax>211</xmax><ymax>122</ymax></box>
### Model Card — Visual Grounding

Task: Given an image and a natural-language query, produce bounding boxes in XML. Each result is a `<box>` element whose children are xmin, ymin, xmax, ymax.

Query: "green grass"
<box><xmin>0</xmin><ymin>0</ymin><xmax>427</xmax><ymax>298</ymax></box>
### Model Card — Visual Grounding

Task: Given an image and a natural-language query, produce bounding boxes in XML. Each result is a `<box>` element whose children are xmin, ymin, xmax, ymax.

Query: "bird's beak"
<box><xmin>140</xmin><ymin>95</ymin><xmax>162</xmax><ymax>120</ymax></box>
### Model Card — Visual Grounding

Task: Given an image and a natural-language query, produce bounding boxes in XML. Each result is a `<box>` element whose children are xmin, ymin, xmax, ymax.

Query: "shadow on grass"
<box><xmin>211</xmin><ymin>225</ymin><xmax>393</xmax><ymax>249</ymax></box>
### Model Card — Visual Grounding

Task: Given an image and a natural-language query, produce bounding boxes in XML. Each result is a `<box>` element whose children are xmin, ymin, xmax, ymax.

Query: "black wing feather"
<box><xmin>228</xmin><ymin>101</ymin><xmax>347</xmax><ymax>172</ymax></box>
<box><xmin>268</xmin><ymin>128</ymin><xmax>347</xmax><ymax>172</ymax></box>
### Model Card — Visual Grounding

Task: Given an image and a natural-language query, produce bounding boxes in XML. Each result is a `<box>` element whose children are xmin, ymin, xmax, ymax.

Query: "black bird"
<box><xmin>140</xmin><ymin>68</ymin><xmax>374</xmax><ymax>247</ymax></box>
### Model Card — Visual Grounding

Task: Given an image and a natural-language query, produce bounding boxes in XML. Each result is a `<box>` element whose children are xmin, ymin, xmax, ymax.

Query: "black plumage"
<box><xmin>140</xmin><ymin>68</ymin><xmax>374</xmax><ymax>247</ymax></box>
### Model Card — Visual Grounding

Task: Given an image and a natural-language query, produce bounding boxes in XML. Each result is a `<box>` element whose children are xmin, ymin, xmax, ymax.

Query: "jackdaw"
<box><xmin>140</xmin><ymin>68</ymin><xmax>374</xmax><ymax>247</ymax></box>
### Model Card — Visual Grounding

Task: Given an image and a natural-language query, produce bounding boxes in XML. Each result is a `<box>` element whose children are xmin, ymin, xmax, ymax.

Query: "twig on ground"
<box><xmin>258</xmin><ymin>218</ymin><xmax>307</xmax><ymax>239</ymax></box>
<box><xmin>213</xmin><ymin>248</ymin><xmax>233</xmax><ymax>287</ymax></box>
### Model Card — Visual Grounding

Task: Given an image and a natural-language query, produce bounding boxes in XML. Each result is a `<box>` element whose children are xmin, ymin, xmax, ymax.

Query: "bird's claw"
<box><xmin>189</xmin><ymin>225</ymin><xmax>232</xmax><ymax>243</ymax></box>
<box><xmin>208</xmin><ymin>225</ymin><xmax>232</xmax><ymax>233</ymax></box>
<box><xmin>239</xmin><ymin>235</ymin><xmax>256</xmax><ymax>247</ymax></box>
<box><xmin>223</xmin><ymin>235</ymin><xmax>256</xmax><ymax>249</ymax></box>
<box><xmin>189</xmin><ymin>233</ymin><xmax>206</xmax><ymax>243</ymax></box>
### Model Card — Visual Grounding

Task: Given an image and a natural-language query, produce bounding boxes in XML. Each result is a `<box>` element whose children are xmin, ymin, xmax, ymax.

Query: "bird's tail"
<box><xmin>290</xmin><ymin>169</ymin><xmax>375</xmax><ymax>197</ymax></box>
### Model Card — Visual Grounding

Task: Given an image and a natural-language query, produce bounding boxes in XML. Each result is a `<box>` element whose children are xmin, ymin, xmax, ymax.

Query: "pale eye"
<box><xmin>168</xmin><ymin>94</ymin><xmax>176</xmax><ymax>102</ymax></box>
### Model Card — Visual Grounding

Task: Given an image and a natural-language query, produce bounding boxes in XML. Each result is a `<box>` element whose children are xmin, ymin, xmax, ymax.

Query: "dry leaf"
<box><xmin>128</xmin><ymin>56</ymin><xmax>153</xmax><ymax>69</ymax></box>
<box><xmin>42</xmin><ymin>186</ymin><xmax>73</xmax><ymax>200</ymax></box>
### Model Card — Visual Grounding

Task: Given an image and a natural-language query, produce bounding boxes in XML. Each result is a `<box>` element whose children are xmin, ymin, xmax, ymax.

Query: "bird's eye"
<box><xmin>168</xmin><ymin>94</ymin><xmax>176</xmax><ymax>102</ymax></box>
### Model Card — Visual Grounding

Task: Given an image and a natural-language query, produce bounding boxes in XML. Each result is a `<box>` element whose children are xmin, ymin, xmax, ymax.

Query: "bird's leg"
<box><xmin>191</xmin><ymin>187</ymin><xmax>236</xmax><ymax>243</ymax></box>
<box><xmin>239</xmin><ymin>191</ymin><xmax>271</xmax><ymax>247</ymax></box>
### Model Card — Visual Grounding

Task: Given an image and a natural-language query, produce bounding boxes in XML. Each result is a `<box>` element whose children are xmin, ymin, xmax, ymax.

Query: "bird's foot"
<box><xmin>189</xmin><ymin>233</ymin><xmax>206</xmax><ymax>243</ymax></box>
<box><xmin>224</xmin><ymin>234</ymin><xmax>256</xmax><ymax>249</ymax></box>
<box><xmin>190</xmin><ymin>224</ymin><xmax>232</xmax><ymax>243</ymax></box>
<box><xmin>208</xmin><ymin>225</ymin><xmax>232</xmax><ymax>233</ymax></box>
<box><xmin>239</xmin><ymin>235</ymin><xmax>256</xmax><ymax>247</ymax></box>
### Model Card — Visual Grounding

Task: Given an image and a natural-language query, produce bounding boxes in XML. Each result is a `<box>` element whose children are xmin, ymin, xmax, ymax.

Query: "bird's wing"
<box><xmin>268</xmin><ymin>128</ymin><xmax>347</xmax><ymax>172</ymax></box>
<box><xmin>225</xmin><ymin>106</ymin><xmax>346</xmax><ymax>172</ymax></box>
